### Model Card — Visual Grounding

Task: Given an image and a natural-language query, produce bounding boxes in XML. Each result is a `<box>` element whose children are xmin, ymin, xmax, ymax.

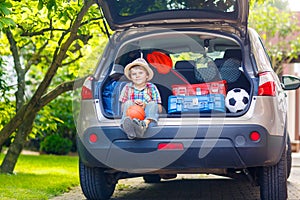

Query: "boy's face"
<box><xmin>129</xmin><ymin>66</ymin><xmax>149</xmax><ymax>86</ymax></box>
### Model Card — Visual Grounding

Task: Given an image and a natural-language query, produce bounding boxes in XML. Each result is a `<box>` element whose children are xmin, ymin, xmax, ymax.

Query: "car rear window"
<box><xmin>108</xmin><ymin>0</ymin><xmax>238</xmax><ymax>17</ymax></box>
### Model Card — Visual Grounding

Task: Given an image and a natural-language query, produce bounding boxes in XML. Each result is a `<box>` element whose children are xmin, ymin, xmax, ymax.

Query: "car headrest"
<box><xmin>224</xmin><ymin>49</ymin><xmax>242</xmax><ymax>61</ymax></box>
<box><xmin>174</xmin><ymin>60</ymin><xmax>196</xmax><ymax>70</ymax></box>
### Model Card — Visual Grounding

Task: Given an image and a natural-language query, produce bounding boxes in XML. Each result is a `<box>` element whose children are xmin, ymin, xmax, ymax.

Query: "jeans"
<box><xmin>120</xmin><ymin>100</ymin><xmax>159</xmax><ymax>127</ymax></box>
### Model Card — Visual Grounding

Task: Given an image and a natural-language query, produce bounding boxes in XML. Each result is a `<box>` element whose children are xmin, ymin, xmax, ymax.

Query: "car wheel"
<box><xmin>287</xmin><ymin>135</ymin><xmax>292</xmax><ymax>179</ymax></box>
<box><xmin>143</xmin><ymin>174</ymin><xmax>161</xmax><ymax>183</ymax></box>
<box><xmin>79</xmin><ymin>160</ymin><xmax>116</xmax><ymax>200</ymax></box>
<box><xmin>259</xmin><ymin>146</ymin><xmax>287</xmax><ymax>200</ymax></box>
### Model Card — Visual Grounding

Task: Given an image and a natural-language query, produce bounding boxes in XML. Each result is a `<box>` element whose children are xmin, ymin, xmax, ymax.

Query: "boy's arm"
<box><xmin>134</xmin><ymin>99</ymin><xmax>146</xmax><ymax>109</ymax></box>
<box><xmin>158</xmin><ymin>104</ymin><xmax>162</xmax><ymax>113</ymax></box>
<box><xmin>151</xmin><ymin>83</ymin><xmax>163</xmax><ymax>113</ymax></box>
<box><xmin>119</xmin><ymin>83</ymin><xmax>128</xmax><ymax>112</ymax></box>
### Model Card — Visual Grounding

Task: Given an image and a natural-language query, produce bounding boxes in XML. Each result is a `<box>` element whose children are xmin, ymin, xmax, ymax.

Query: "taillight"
<box><xmin>258</xmin><ymin>72</ymin><xmax>276</xmax><ymax>96</ymax></box>
<box><xmin>81</xmin><ymin>77</ymin><xmax>94</xmax><ymax>100</ymax></box>
<box><xmin>89</xmin><ymin>133</ymin><xmax>98</xmax><ymax>143</ymax></box>
<box><xmin>158</xmin><ymin>143</ymin><xmax>184</xmax><ymax>150</ymax></box>
<box><xmin>249</xmin><ymin>131</ymin><xmax>261</xmax><ymax>142</ymax></box>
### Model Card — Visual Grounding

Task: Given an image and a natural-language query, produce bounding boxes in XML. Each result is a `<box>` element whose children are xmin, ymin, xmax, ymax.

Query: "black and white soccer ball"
<box><xmin>225</xmin><ymin>88</ymin><xmax>249</xmax><ymax>113</ymax></box>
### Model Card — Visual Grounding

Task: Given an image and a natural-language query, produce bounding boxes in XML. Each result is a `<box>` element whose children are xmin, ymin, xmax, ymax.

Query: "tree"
<box><xmin>0</xmin><ymin>0</ymin><xmax>106</xmax><ymax>173</ymax></box>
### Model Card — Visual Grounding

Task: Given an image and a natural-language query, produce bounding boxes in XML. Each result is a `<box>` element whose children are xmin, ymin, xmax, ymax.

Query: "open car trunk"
<box><xmin>96</xmin><ymin>0</ymin><xmax>248</xmax><ymax>37</ymax></box>
<box><xmin>98</xmin><ymin>29</ymin><xmax>251</xmax><ymax>118</ymax></box>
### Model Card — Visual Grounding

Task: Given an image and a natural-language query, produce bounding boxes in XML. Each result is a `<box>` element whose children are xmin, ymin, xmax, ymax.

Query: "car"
<box><xmin>76</xmin><ymin>0</ymin><xmax>300</xmax><ymax>199</ymax></box>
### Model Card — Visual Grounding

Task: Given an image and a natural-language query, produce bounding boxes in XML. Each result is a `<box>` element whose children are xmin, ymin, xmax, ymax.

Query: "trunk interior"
<box><xmin>99</xmin><ymin>31</ymin><xmax>251</xmax><ymax>118</ymax></box>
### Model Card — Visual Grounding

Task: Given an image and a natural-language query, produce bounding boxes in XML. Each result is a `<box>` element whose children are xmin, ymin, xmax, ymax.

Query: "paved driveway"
<box><xmin>52</xmin><ymin>152</ymin><xmax>300</xmax><ymax>200</ymax></box>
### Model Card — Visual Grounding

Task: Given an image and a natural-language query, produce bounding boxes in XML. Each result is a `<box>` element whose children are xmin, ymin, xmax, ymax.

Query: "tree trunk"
<box><xmin>0</xmin><ymin>113</ymin><xmax>36</xmax><ymax>173</ymax></box>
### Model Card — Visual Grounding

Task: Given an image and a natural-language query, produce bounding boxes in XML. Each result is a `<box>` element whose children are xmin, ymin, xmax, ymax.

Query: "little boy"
<box><xmin>119</xmin><ymin>58</ymin><xmax>162</xmax><ymax>139</ymax></box>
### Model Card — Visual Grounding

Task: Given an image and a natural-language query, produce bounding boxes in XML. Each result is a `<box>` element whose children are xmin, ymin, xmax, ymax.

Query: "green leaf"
<box><xmin>0</xmin><ymin>17</ymin><xmax>15</xmax><ymax>27</ymax></box>
<box><xmin>0</xmin><ymin>5</ymin><xmax>11</xmax><ymax>15</ymax></box>
<box><xmin>46</xmin><ymin>0</ymin><xmax>57</xmax><ymax>12</ymax></box>
<box><xmin>53</xmin><ymin>116</ymin><xmax>64</xmax><ymax>124</ymax></box>
<box><xmin>38</xmin><ymin>0</ymin><xmax>44</xmax><ymax>10</ymax></box>
<box><xmin>0</xmin><ymin>1</ymin><xmax>12</xmax><ymax>15</ymax></box>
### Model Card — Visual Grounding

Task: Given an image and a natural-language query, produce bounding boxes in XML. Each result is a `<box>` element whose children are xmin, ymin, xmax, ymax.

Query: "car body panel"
<box><xmin>78</xmin><ymin>123</ymin><xmax>284</xmax><ymax>171</ymax></box>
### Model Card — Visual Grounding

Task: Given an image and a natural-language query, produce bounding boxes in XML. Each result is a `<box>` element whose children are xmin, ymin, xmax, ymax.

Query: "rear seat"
<box><xmin>217</xmin><ymin>49</ymin><xmax>250</xmax><ymax>92</ymax></box>
<box><xmin>194</xmin><ymin>59</ymin><xmax>221</xmax><ymax>83</ymax></box>
<box><xmin>215</xmin><ymin>49</ymin><xmax>242</xmax><ymax>68</ymax></box>
<box><xmin>174</xmin><ymin>60</ymin><xmax>198</xmax><ymax>84</ymax></box>
<box><xmin>150</xmin><ymin>63</ymin><xmax>189</xmax><ymax>113</ymax></box>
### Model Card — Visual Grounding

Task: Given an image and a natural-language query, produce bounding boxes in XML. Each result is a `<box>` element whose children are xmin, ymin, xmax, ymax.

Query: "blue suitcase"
<box><xmin>168</xmin><ymin>94</ymin><xmax>225</xmax><ymax>113</ymax></box>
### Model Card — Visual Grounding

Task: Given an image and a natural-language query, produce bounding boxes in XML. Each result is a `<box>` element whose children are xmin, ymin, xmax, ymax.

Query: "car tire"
<box><xmin>143</xmin><ymin>174</ymin><xmax>161</xmax><ymax>183</ymax></box>
<box><xmin>287</xmin><ymin>135</ymin><xmax>292</xmax><ymax>179</ymax></box>
<box><xmin>79</xmin><ymin>160</ymin><xmax>116</xmax><ymax>200</ymax></box>
<box><xmin>259</xmin><ymin>145</ymin><xmax>288</xmax><ymax>200</ymax></box>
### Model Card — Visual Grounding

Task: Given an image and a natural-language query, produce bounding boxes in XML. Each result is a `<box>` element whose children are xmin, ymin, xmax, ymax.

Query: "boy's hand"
<box><xmin>134</xmin><ymin>100</ymin><xmax>146</xmax><ymax>109</ymax></box>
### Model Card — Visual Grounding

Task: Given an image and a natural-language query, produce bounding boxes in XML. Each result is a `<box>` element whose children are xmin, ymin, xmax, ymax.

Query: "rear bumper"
<box><xmin>77</xmin><ymin>124</ymin><xmax>285</xmax><ymax>172</ymax></box>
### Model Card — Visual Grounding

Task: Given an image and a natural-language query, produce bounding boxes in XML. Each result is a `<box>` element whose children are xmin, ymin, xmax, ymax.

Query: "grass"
<box><xmin>0</xmin><ymin>153</ymin><xmax>79</xmax><ymax>200</ymax></box>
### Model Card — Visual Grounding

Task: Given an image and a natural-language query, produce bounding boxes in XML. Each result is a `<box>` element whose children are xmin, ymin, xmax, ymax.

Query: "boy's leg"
<box><xmin>133</xmin><ymin>102</ymin><xmax>158</xmax><ymax>133</ymax></box>
<box><xmin>123</xmin><ymin>101</ymin><xmax>159</xmax><ymax>138</ymax></box>
<box><xmin>120</xmin><ymin>100</ymin><xmax>138</xmax><ymax>139</ymax></box>
<box><xmin>144</xmin><ymin>102</ymin><xmax>159</xmax><ymax>126</ymax></box>
<box><xmin>120</xmin><ymin>100</ymin><xmax>134</xmax><ymax>125</ymax></box>
<box><xmin>123</xmin><ymin>117</ymin><xmax>136</xmax><ymax>139</ymax></box>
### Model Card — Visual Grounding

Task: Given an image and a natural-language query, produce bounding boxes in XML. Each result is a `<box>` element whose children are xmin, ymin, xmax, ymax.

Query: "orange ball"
<box><xmin>126</xmin><ymin>105</ymin><xmax>145</xmax><ymax>120</ymax></box>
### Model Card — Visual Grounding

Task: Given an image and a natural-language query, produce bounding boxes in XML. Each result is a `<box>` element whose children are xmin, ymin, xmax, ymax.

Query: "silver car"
<box><xmin>76</xmin><ymin>0</ymin><xmax>300</xmax><ymax>199</ymax></box>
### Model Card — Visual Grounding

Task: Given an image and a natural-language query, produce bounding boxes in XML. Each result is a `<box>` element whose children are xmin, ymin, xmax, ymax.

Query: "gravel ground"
<box><xmin>50</xmin><ymin>152</ymin><xmax>300</xmax><ymax>200</ymax></box>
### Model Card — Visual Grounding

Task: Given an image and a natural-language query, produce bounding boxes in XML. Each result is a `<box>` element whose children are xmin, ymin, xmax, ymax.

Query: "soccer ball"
<box><xmin>225</xmin><ymin>88</ymin><xmax>249</xmax><ymax>113</ymax></box>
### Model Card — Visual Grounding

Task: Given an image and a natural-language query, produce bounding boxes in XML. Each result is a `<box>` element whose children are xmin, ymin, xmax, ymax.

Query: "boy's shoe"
<box><xmin>132</xmin><ymin>118</ymin><xmax>147</xmax><ymax>138</ymax></box>
<box><xmin>122</xmin><ymin>117</ymin><xmax>136</xmax><ymax>139</ymax></box>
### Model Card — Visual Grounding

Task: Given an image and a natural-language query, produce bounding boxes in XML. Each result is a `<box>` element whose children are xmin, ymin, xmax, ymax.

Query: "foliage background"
<box><xmin>249</xmin><ymin>0</ymin><xmax>300</xmax><ymax>75</ymax></box>
<box><xmin>0</xmin><ymin>0</ymin><xmax>108</xmax><ymax>155</ymax></box>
